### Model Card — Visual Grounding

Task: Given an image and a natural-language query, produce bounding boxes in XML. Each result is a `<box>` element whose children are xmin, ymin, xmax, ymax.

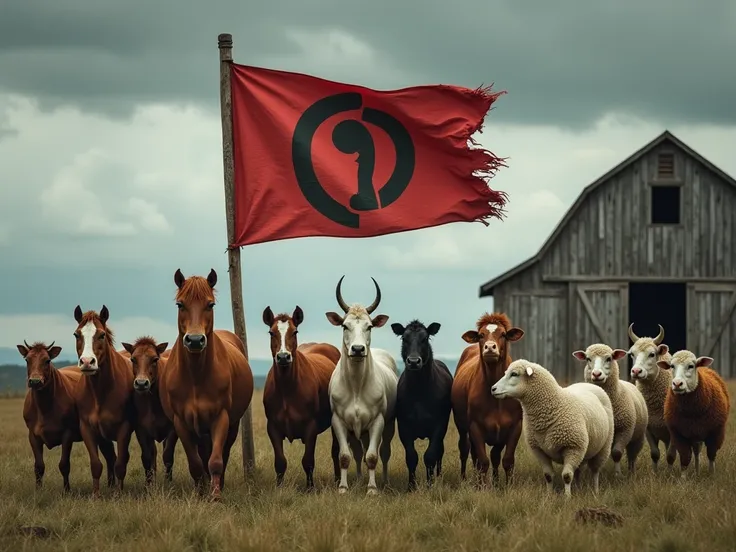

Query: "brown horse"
<box><xmin>73</xmin><ymin>305</ymin><xmax>136</xmax><ymax>497</ymax></box>
<box><xmin>159</xmin><ymin>268</ymin><xmax>254</xmax><ymax>500</ymax></box>
<box><xmin>121</xmin><ymin>336</ymin><xmax>179</xmax><ymax>485</ymax></box>
<box><xmin>262</xmin><ymin>305</ymin><xmax>341</xmax><ymax>490</ymax></box>
<box><xmin>17</xmin><ymin>340</ymin><xmax>115</xmax><ymax>491</ymax></box>
<box><xmin>451</xmin><ymin>312</ymin><xmax>525</xmax><ymax>487</ymax></box>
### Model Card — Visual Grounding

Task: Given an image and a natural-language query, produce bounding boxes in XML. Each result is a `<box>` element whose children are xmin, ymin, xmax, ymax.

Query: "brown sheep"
<box><xmin>658</xmin><ymin>350</ymin><xmax>731</xmax><ymax>478</ymax></box>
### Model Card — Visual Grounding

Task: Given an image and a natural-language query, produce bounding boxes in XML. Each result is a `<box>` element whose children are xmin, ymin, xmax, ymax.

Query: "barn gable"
<box><xmin>477</xmin><ymin>130</ymin><xmax>736</xmax><ymax>383</ymax></box>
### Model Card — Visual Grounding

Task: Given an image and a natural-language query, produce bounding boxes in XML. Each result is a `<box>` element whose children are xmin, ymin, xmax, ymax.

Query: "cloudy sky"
<box><xmin>1</xmin><ymin>1</ymin><xmax>735</xmax><ymax>369</ymax></box>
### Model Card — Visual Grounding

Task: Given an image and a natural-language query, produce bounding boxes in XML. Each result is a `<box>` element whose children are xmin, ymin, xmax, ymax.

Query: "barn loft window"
<box><xmin>651</xmin><ymin>185</ymin><xmax>680</xmax><ymax>224</ymax></box>
<box><xmin>657</xmin><ymin>153</ymin><xmax>675</xmax><ymax>178</ymax></box>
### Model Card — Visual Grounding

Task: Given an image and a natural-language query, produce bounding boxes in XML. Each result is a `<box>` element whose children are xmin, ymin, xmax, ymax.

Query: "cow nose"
<box><xmin>134</xmin><ymin>378</ymin><xmax>150</xmax><ymax>391</ymax></box>
<box><xmin>351</xmin><ymin>344</ymin><xmax>366</xmax><ymax>355</ymax></box>
<box><xmin>28</xmin><ymin>377</ymin><xmax>42</xmax><ymax>388</ymax></box>
<box><xmin>276</xmin><ymin>352</ymin><xmax>292</xmax><ymax>364</ymax></box>
<box><xmin>485</xmin><ymin>342</ymin><xmax>498</xmax><ymax>353</ymax></box>
<box><xmin>183</xmin><ymin>334</ymin><xmax>206</xmax><ymax>350</ymax></box>
<box><xmin>406</xmin><ymin>355</ymin><xmax>421</xmax><ymax>367</ymax></box>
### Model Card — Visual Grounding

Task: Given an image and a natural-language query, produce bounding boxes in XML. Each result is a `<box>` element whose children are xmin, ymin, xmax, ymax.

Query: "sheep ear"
<box><xmin>525</xmin><ymin>365</ymin><xmax>534</xmax><ymax>376</ymax></box>
<box><xmin>656</xmin><ymin>360</ymin><xmax>671</xmax><ymax>371</ymax></box>
<box><xmin>572</xmin><ymin>350</ymin><xmax>586</xmax><ymax>361</ymax></box>
<box><xmin>611</xmin><ymin>349</ymin><xmax>627</xmax><ymax>361</ymax></box>
<box><xmin>695</xmin><ymin>356</ymin><xmax>713</xmax><ymax>368</ymax></box>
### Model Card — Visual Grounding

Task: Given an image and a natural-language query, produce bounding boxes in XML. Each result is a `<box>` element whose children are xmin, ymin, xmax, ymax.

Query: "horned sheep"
<box><xmin>627</xmin><ymin>323</ymin><xmax>689</xmax><ymax>470</ymax></box>
<box><xmin>573</xmin><ymin>343</ymin><xmax>649</xmax><ymax>477</ymax></box>
<box><xmin>660</xmin><ymin>350</ymin><xmax>731</xmax><ymax>478</ymax></box>
<box><xmin>491</xmin><ymin>359</ymin><xmax>614</xmax><ymax>498</ymax></box>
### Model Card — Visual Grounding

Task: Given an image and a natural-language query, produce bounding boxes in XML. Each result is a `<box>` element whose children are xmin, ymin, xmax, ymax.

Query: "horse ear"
<box><xmin>121</xmin><ymin>342</ymin><xmax>135</xmax><ymax>355</ymax></box>
<box><xmin>174</xmin><ymin>269</ymin><xmax>185</xmax><ymax>289</ymax></box>
<box><xmin>427</xmin><ymin>322</ymin><xmax>441</xmax><ymax>336</ymax></box>
<box><xmin>74</xmin><ymin>305</ymin><xmax>83</xmax><ymax>323</ymax></box>
<box><xmin>262</xmin><ymin>307</ymin><xmax>274</xmax><ymax>327</ymax></box>
<box><xmin>16</xmin><ymin>344</ymin><xmax>28</xmax><ymax>358</ymax></box>
<box><xmin>391</xmin><ymin>323</ymin><xmax>405</xmax><ymax>336</ymax></box>
<box><xmin>207</xmin><ymin>269</ymin><xmax>217</xmax><ymax>288</ymax></box>
<box><xmin>47</xmin><ymin>346</ymin><xmax>62</xmax><ymax>360</ymax></box>
<box><xmin>155</xmin><ymin>342</ymin><xmax>168</xmax><ymax>356</ymax></box>
<box><xmin>99</xmin><ymin>305</ymin><xmax>109</xmax><ymax>324</ymax></box>
<box><xmin>292</xmin><ymin>306</ymin><xmax>304</xmax><ymax>327</ymax></box>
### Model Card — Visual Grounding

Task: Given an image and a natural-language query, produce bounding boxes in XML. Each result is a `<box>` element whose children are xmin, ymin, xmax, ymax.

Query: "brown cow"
<box><xmin>451</xmin><ymin>312</ymin><xmax>525</xmax><ymax>487</ymax></box>
<box><xmin>16</xmin><ymin>340</ymin><xmax>116</xmax><ymax>491</ymax></box>
<box><xmin>261</xmin><ymin>305</ymin><xmax>341</xmax><ymax>490</ymax></box>
<box><xmin>121</xmin><ymin>336</ymin><xmax>179</xmax><ymax>485</ymax></box>
<box><xmin>159</xmin><ymin>268</ymin><xmax>254</xmax><ymax>500</ymax></box>
<box><xmin>73</xmin><ymin>304</ymin><xmax>137</xmax><ymax>497</ymax></box>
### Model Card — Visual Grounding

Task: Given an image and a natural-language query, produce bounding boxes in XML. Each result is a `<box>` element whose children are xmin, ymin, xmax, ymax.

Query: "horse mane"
<box><xmin>77</xmin><ymin>310</ymin><xmax>115</xmax><ymax>345</ymax></box>
<box><xmin>273</xmin><ymin>313</ymin><xmax>291</xmax><ymax>324</ymax></box>
<box><xmin>176</xmin><ymin>276</ymin><xmax>217</xmax><ymax>303</ymax></box>
<box><xmin>132</xmin><ymin>335</ymin><xmax>159</xmax><ymax>349</ymax></box>
<box><xmin>476</xmin><ymin>312</ymin><xmax>511</xmax><ymax>331</ymax></box>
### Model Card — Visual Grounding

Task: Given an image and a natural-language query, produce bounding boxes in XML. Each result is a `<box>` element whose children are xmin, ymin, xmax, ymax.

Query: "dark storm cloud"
<box><xmin>0</xmin><ymin>0</ymin><xmax>734</xmax><ymax>127</ymax></box>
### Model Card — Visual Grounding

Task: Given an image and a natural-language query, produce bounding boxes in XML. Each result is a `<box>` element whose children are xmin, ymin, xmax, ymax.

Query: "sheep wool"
<box><xmin>573</xmin><ymin>343</ymin><xmax>649</xmax><ymax>477</ymax></box>
<box><xmin>491</xmin><ymin>359</ymin><xmax>614</xmax><ymax>498</ymax></box>
<box><xmin>629</xmin><ymin>335</ymin><xmax>675</xmax><ymax>469</ymax></box>
<box><xmin>661</xmin><ymin>350</ymin><xmax>731</xmax><ymax>477</ymax></box>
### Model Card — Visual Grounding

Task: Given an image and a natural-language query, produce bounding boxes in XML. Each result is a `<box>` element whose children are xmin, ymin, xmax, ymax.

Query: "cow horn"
<box><xmin>24</xmin><ymin>340</ymin><xmax>30</xmax><ymax>349</ymax></box>
<box><xmin>654</xmin><ymin>324</ymin><xmax>665</xmax><ymax>345</ymax></box>
<box><xmin>365</xmin><ymin>277</ymin><xmax>382</xmax><ymax>314</ymax></box>
<box><xmin>46</xmin><ymin>341</ymin><xmax>55</xmax><ymax>350</ymax></box>
<box><xmin>628</xmin><ymin>323</ymin><xmax>639</xmax><ymax>342</ymax></box>
<box><xmin>335</xmin><ymin>275</ymin><xmax>349</xmax><ymax>313</ymax></box>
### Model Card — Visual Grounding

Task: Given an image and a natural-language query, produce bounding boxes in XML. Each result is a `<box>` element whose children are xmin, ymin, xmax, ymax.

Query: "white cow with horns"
<box><xmin>325</xmin><ymin>275</ymin><xmax>399</xmax><ymax>495</ymax></box>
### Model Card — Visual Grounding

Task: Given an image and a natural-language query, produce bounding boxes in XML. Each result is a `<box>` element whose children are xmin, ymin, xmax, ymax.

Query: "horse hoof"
<box><xmin>338</xmin><ymin>486</ymin><xmax>348</xmax><ymax>495</ymax></box>
<box><xmin>366</xmin><ymin>487</ymin><xmax>379</xmax><ymax>496</ymax></box>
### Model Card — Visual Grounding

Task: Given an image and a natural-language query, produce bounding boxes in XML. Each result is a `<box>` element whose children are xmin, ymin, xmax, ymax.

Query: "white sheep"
<box><xmin>573</xmin><ymin>343</ymin><xmax>649</xmax><ymax>477</ymax></box>
<box><xmin>491</xmin><ymin>359</ymin><xmax>614</xmax><ymax>498</ymax></box>
<box><xmin>627</xmin><ymin>323</ymin><xmax>697</xmax><ymax>470</ymax></box>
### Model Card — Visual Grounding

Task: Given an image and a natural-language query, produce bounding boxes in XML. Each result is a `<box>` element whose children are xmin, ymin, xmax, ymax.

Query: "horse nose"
<box><xmin>27</xmin><ymin>377</ymin><xmax>42</xmax><ymax>388</ymax></box>
<box><xmin>184</xmin><ymin>334</ymin><xmax>206</xmax><ymax>350</ymax></box>
<box><xmin>276</xmin><ymin>352</ymin><xmax>292</xmax><ymax>364</ymax></box>
<box><xmin>79</xmin><ymin>356</ymin><xmax>96</xmax><ymax>367</ymax></box>
<box><xmin>491</xmin><ymin>385</ymin><xmax>497</xmax><ymax>393</ymax></box>
<box><xmin>406</xmin><ymin>355</ymin><xmax>421</xmax><ymax>367</ymax></box>
<box><xmin>351</xmin><ymin>344</ymin><xmax>366</xmax><ymax>355</ymax></box>
<box><xmin>134</xmin><ymin>378</ymin><xmax>151</xmax><ymax>391</ymax></box>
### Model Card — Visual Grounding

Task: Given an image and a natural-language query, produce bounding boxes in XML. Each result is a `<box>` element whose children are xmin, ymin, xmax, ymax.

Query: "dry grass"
<box><xmin>1</xmin><ymin>386</ymin><xmax>735</xmax><ymax>552</ymax></box>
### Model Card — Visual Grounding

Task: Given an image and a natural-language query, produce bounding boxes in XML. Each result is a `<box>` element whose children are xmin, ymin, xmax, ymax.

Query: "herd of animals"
<box><xmin>15</xmin><ymin>269</ymin><xmax>732</xmax><ymax>501</ymax></box>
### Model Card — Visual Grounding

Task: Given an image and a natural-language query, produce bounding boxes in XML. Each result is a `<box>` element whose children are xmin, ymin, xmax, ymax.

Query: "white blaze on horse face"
<box><xmin>276</xmin><ymin>320</ymin><xmax>290</xmax><ymax>356</ymax></box>
<box><xmin>79</xmin><ymin>321</ymin><xmax>98</xmax><ymax>367</ymax></box>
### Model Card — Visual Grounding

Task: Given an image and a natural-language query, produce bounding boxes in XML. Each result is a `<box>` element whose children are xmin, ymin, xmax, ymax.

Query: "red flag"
<box><xmin>229</xmin><ymin>63</ymin><xmax>508</xmax><ymax>247</ymax></box>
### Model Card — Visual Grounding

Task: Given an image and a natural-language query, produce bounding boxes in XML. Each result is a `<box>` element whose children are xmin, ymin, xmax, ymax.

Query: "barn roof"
<box><xmin>479</xmin><ymin>130</ymin><xmax>736</xmax><ymax>298</ymax></box>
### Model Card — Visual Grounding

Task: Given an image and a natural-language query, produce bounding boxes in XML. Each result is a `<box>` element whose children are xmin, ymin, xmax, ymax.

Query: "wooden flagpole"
<box><xmin>218</xmin><ymin>32</ymin><xmax>256</xmax><ymax>477</ymax></box>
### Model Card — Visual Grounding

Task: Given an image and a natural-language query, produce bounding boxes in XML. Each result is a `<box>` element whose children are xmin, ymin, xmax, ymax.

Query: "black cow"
<box><xmin>392</xmin><ymin>319</ymin><xmax>453</xmax><ymax>490</ymax></box>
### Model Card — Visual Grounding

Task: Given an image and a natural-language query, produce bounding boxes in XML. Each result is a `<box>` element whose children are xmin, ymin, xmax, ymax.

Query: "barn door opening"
<box><xmin>628</xmin><ymin>282</ymin><xmax>687</xmax><ymax>374</ymax></box>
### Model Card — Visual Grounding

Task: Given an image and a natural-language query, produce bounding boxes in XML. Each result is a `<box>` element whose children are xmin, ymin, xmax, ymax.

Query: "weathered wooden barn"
<box><xmin>479</xmin><ymin>130</ymin><xmax>736</xmax><ymax>382</ymax></box>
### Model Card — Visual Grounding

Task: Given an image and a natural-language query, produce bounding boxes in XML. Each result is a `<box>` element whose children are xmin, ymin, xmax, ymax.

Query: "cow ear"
<box><xmin>461</xmin><ymin>330</ymin><xmax>480</xmax><ymax>344</ymax></box>
<box><xmin>390</xmin><ymin>323</ymin><xmax>405</xmax><ymax>336</ymax></box>
<box><xmin>572</xmin><ymin>350</ymin><xmax>586</xmax><ymax>361</ymax></box>
<box><xmin>47</xmin><ymin>346</ymin><xmax>62</xmax><ymax>360</ymax></box>
<box><xmin>155</xmin><ymin>342</ymin><xmax>169</xmax><ymax>356</ymax></box>
<box><xmin>122</xmin><ymin>342</ymin><xmax>135</xmax><ymax>355</ymax></box>
<box><xmin>427</xmin><ymin>322</ymin><xmax>441</xmax><ymax>336</ymax></box>
<box><xmin>325</xmin><ymin>312</ymin><xmax>344</xmax><ymax>327</ymax></box>
<box><xmin>505</xmin><ymin>327</ymin><xmax>524</xmax><ymax>342</ymax></box>
<box><xmin>371</xmin><ymin>314</ymin><xmax>389</xmax><ymax>328</ymax></box>
<box><xmin>17</xmin><ymin>345</ymin><xmax>29</xmax><ymax>359</ymax></box>
<box><xmin>292</xmin><ymin>306</ymin><xmax>304</xmax><ymax>327</ymax></box>
<box><xmin>657</xmin><ymin>344</ymin><xmax>669</xmax><ymax>356</ymax></box>
<box><xmin>695</xmin><ymin>356</ymin><xmax>713</xmax><ymax>368</ymax></box>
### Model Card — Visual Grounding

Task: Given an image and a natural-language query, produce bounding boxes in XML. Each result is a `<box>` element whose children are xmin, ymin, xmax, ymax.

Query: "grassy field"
<box><xmin>0</xmin><ymin>386</ymin><xmax>734</xmax><ymax>552</ymax></box>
